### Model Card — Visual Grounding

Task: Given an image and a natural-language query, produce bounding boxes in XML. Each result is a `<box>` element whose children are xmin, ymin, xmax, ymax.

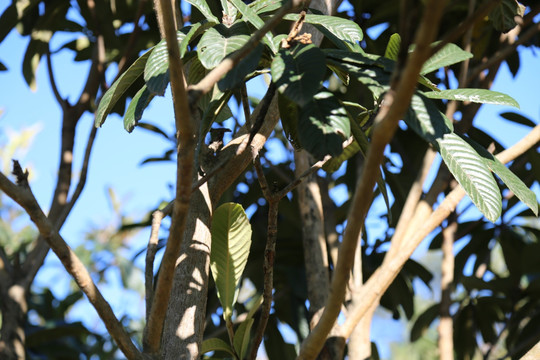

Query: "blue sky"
<box><xmin>1</xmin><ymin>2</ymin><xmax>539</xmax><ymax>358</ymax></box>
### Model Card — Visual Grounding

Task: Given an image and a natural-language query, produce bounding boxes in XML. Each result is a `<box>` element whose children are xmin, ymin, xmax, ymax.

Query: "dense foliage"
<box><xmin>1</xmin><ymin>0</ymin><xmax>539</xmax><ymax>359</ymax></box>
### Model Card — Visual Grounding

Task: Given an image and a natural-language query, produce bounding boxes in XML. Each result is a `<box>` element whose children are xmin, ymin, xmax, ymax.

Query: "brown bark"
<box><xmin>439</xmin><ymin>213</ymin><xmax>457</xmax><ymax>360</ymax></box>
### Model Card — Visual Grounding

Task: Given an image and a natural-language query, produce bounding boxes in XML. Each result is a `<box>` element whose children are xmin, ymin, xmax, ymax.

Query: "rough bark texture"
<box><xmin>162</xmin><ymin>185</ymin><xmax>213</xmax><ymax>359</ymax></box>
<box><xmin>161</xmin><ymin>96</ymin><xmax>280</xmax><ymax>358</ymax></box>
<box><xmin>295</xmin><ymin>150</ymin><xmax>330</xmax><ymax>326</ymax></box>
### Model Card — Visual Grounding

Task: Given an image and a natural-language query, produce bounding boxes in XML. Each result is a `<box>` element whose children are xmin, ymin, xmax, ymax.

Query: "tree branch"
<box><xmin>340</xmin><ymin>124</ymin><xmax>540</xmax><ymax>339</ymax></box>
<box><xmin>467</xmin><ymin>21</ymin><xmax>540</xmax><ymax>84</ymax></box>
<box><xmin>144</xmin><ymin>0</ymin><xmax>195</xmax><ymax>353</ymax></box>
<box><xmin>0</xmin><ymin>167</ymin><xmax>144</xmax><ymax>360</ymax></box>
<box><xmin>298</xmin><ymin>1</ymin><xmax>449</xmax><ymax>358</ymax></box>
<box><xmin>45</xmin><ymin>42</ymin><xmax>67</xmax><ymax>109</ymax></box>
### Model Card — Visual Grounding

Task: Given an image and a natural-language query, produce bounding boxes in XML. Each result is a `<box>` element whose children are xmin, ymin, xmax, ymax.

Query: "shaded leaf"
<box><xmin>186</xmin><ymin>0</ymin><xmax>220</xmax><ymax>23</ymax></box>
<box><xmin>423</xmin><ymin>88</ymin><xmax>519</xmax><ymax>108</ymax></box>
<box><xmin>210</xmin><ymin>203</ymin><xmax>252</xmax><ymax>321</ymax></box>
<box><xmin>298</xmin><ymin>91</ymin><xmax>350</xmax><ymax>159</ymax></box>
<box><xmin>233</xmin><ymin>318</ymin><xmax>254</xmax><ymax>359</ymax></box>
<box><xmin>410</xmin><ymin>303</ymin><xmax>439</xmax><ymax>341</ymax></box>
<box><xmin>0</xmin><ymin>61</ymin><xmax>6</xmax><ymax>71</ymax></box>
<box><xmin>218</xmin><ymin>43</ymin><xmax>263</xmax><ymax>91</ymax></box>
<box><xmin>278</xmin><ymin>93</ymin><xmax>302</xmax><ymax>149</ymax></box>
<box><xmin>500</xmin><ymin>111</ymin><xmax>537</xmax><ymax>127</ymax></box>
<box><xmin>198</xmin><ymin>22</ymin><xmax>250</xmax><ymax>70</ymax></box>
<box><xmin>489</xmin><ymin>0</ymin><xmax>525</xmax><ymax>33</ymax></box>
<box><xmin>436</xmin><ymin>133</ymin><xmax>502</xmax><ymax>222</ymax></box>
<box><xmin>124</xmin><ymin>85</ymin><xmax>154</xmax><ymax>132</ymax></box>
<box><xmin>421</xmin><ymin>43</ymin><xmax>473</xmax><ymax>75</ymax></box>
<box><xmin>405</xmin><ymin>92</ymin><xmax>453</xmax><ymax>144</ymax></box>
<box><xmin>0</xmin><ymin>0</ymin><xmax>40</xmax><ymax>44</ymax></box>
<box><xmin>271</xmin><ymin>43</ymin><xmax>326</xmax><ymax>107</ymax></box>
<box><xmin>96</xmin><ymin>49</ymin><xmax>153</xmax><ymax>127</ymax></box>
<box><xmin>201</xmin><ymin>338</ymin><xmax>236</xmax><ymax>356</ymax></box>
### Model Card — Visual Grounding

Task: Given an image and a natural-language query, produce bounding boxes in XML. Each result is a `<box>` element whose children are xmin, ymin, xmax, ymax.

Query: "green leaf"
<box><xmin>421</xmin><ymin>43</ymin><xmax>473</xmax><ymax>75</ymax></box>
<box><xmin>322</xmin><ymin>140</ymin><xmax>361</xmax><ymax>173</ymax></box>
<box><xmin>0</xmin><ymin>0</ymin><xmax>40</xmax><ymax>44</ymax></box>
<box><xmin>489</xmin><ymin>0</ymin><xmax>525</xmax><ymax>33</ymax></box>
<box><xmin>283</xmin><ymin>13</ymin><xmax>363</xmax><ymax>52</ymax></box>
<box><xmin>436</xmin><ymin>133</ymin><xmax>502</xmax><ymax>222</ymax></box>
<box><xmin>201</xmin><ymin>338</ymin><xmax>236</xmax><ymax>356</ymax></box>
<box><xmin>233</xmin><ymin>318</ymin><xmax>254</xmax><ymax>359</ymax></box>
<box><xmin>144</xmin><ymin>22</ymin><xmax>214</xmax><ymax>96</ymax></box>
<box><xmin>271</xmin><ymin>44</ymin><xmax>326</xmax><ymax>106</ymax></box>
<box><xmin>500</xmin><ymin>111</ymin><xmax>537</xmax><ymax>127</ymax></box>
<box><xmin>250</xmin><ymin>0</ymin><xmax>285</xmax><ymax>14</ymax></box>
<box><xmin>197</xmin><ymin>22</ymin><xmax>251</xmax><ymax>70</ymax></box>
<box><xmin>278</xmin><ymin>93</ymin><xmax>302</xmax><ymax>150</ymax></box>
<box><xmin>465</xmin><ymin>138</ymin><xmax>538</xmax><ymax>216</ymax></box>
<box><xmin>0</xmin><ymin>61</ymin><xmax>6</xmax><ymax>71</ymax></box>
<box><xmin>228</xmin><ymin>0</ymin><xmax>277</xmax><ymax>53</ymax></box>
<box><xmin>410</xmin><ymin>303</ymin><xmax>439</xmax><ymax>342</ymax></box>
<box><xmin>298</xmin><ymin>91</ymin><xmax>350</xmax><ymax>159</ymax></box>
<box><xmin>96</xmin><ymin>49</ymin><xmax>152</xmax><ymax>127</ymax></box>
<box><xmin>423</xmin><ymin>88</ymin><xmax>519</xmax><ymax>108</ymax></box>
<box><xmin>210</xmin><ymin>203</ymin><xmax>253</xmax><ymax>321</ymax></box>
<box><xmin>384</xmin><ymin>33</ymin><xmax>401</xmax><ymax>60</ymax></box>
<box><xmin>186</xmin><ymin>0</ymin><xmax>220</xmax><ymax>23</ymax></box>
<box><xmin>123</xmin><ymin>86</ymin><xmax>154</xmax><ymax>133</ymax></box>
<box><xmin>144</xmin><ymin>30</ymin><xmax>186</xmax><ymax>96</ymax></box>
<box><xmin>405</xmin><ymin>93</ymin><xmax>453</xmax><ymax>143</ymax></box>
<box><xmin>218</xmin><ymin>43</ymin><xmax>263</xmax><ymax>91</ymax></box>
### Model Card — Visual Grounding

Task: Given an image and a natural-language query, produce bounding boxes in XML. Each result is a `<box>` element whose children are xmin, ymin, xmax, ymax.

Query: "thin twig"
<box><xmin>431</xmin><ymin>0</ymin><xmax>498</xmax><ymax>57</ymax></box>
<box><xmin>0</xmin><ymin>169</ymin><xmax>144</xmax><ymax>360</ymax></box>
<box><xmin>298</xmin><ymin>2</ymin><xmax>449</xmax><ymax>358</ymax></box>
<box><xmin>249</xmin><ymin>158</ymin><xmax>279</xmax><ymax>360</ymax></box>
<box><xmin>57</xmin><ymin>125</ymin><xmax>98</xmax><ymax>228</ymax></box>
<box><xmin>144</xmin><ymin>0</ymin><xmax>195</xmax><ymax>353</ymax></box>
<box><xmin>240</xmin><ymin>83</ymin><xmax>251</xmax><ymax>128</ymax></box>
<box><xmin>117</xmin><ymin>0</ymin><xmax>148</xmax><ymax>74</ymax></box>
<box><xmin>385</xmin><ymin>148</ymin><xmax>436</xmax><ymax>261</ymax></box>
<box><xmin>340</xmin><ymin>124</ymin><xmax>540</xmax><ymax>339</ymax></box>
<box><xmin>466</xmin><ymin>21</ymin><xmax>540</xmax><ymax>84</ymax></box>
<box><xmin>45</xmin><ymin>43</ymin><xmax>67</xmax><ymax>109</ymax></box>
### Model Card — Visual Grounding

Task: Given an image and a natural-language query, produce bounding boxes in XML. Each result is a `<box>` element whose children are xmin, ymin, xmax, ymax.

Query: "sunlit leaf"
<box><xmin>465</xmin><ymin>138</ymin><xmax>538</xmax><ymax>216</ymax></box>
<box><xmin>384</xmin><ymin>33</ymin><xmax>401</xmax><ymax>60</ymax></box>
<box><xmin>436</xmin><ymin>133</ymin><xmax>502</xmax><ymax>222</ymax></box>
<box><xmin>197</xmin><ymin>22</ymin><xmax>250</xmax><ymax>69</ymax></box>
<box><xmin>96</xmin><ymin>49</ymin><xmax>152</xmax><ymax>127</ymax></box>
<box><xmin>423</xmin><ymin>89</ymin><xmax>519</xmax><ymax>108</ymax></box>
<box><xmin>210</xmin><ymin>203</ymin><xmax>252</xmax><ymax>321</ymax></box>
<box><xmin>283</xmin><ymin>13</ymin><xmax>363</xmax><ymax>51</ymax></box>
<box><xmin>421</xmin><ymin>43</ymin><xmax>472</xmax><ymax>75</ymax></box>
<box><xmin>228</xmin><ymin>0</ymin><xmax>277</xmax><ymax>53</ymax></box>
